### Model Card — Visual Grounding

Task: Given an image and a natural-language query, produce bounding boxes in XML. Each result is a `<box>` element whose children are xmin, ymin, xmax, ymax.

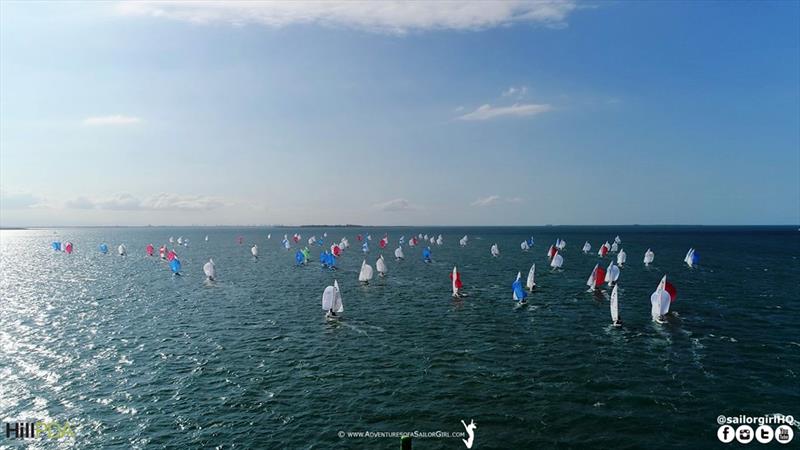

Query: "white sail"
<box><xmin>332</xmin><ymin>280</ymin><xmax>343</xmax><ymax>313</ymax></box>
<box><xmin>436</xmin><ymin>235</ymin><xmax>443</xmax><ymax>246</ymax></box>
<box><xmin>650</xmin><ymin>275</ymin><xmax>670</xmax><ymax>321</ymax></box>
<box><xmin>459</xmin><ymin>235</ymin><xmax>468</xmax><ymax>247</ymax></box>
<box><xmin>203</xmin><ymin>259</ymin><xmax>216</xmax><ymax>279</ymax></box>
<box><xmin>322</xmin><ymin>286</ymin><xmax>335</xmax><ymax>311</ymax></box>
<box><xmin>557</xmin><ymin>239</ymin><xmax>566</xmax><ymax>250</ymax></box>
<box><xmin>610</xmin><ymin>284</ymin><xmax>619</xmax><ymax>323</ymax></box>
<box><xmin>376</xmin><ymin>255</ymin><xmax>387</xmax><ymax>275</ymax></box>
<box><xmin>118</xmin><ymin>244</ymin><xmax>127</xmax><ymax>256</ymax></box>
<box><xmin>520</xmin><ymin>241</ymin><xmax>529</xmax><ymax>251</ymax></box>
<box><xmin>452</xmin><ymin>266</ymin><xmax>460</xmax><ymax>296</ymax></box>
<box><xmin>251</xmin><ymin>245</ymin><xmax>258</xmax><ymax>257</ymax></box>
<box><xmin>644</xmin><ymin>248</ymin><xmax>654</xmax><ymax>265</ymax></box>
<box><xmin>513</xmin><ymin>272</ymin><xmax>522</xmax><ymax>301</ymax></box>
<box><xmin>582</xmin><ymin>241</ymin><xmax>591</xmax><ymax>253</ymax></box>
<box><xmin>169</xmin><ymin>236</ymin><xmax>174</xmax><ymax>243</ymax></box>
<box><xmin>267</xmin><ymin>234</ymin><xmax>271</xmax><ymax>239</ymax></box>
<box><xmin>550</xmin><ymin>252</ymin><xmax>563</xmax><ymax>268</ymax></box>
<box><xmin>684</xmin><ymin>248</ymin><xmax>695</xmax><ymax>267</ymax></box>
<box><xmin>177</xmin><ymin>236</ymin><xmax>183</xmax><ymax>245</ymax></box>
<box><xmin>490</xmin><ymin>243</ymin><xmax>500</xmax><ymax>257</ymax></box>
<box><xmin>204</xmin><ymin>235</ymin><xmax>209</xmax><ymax>241</ymax></box>
<box><xmin>614</xmin><ymin>235</ymin><xmax>622</xmax><ymax>244</ymax></box>
<box><xmin>526</xmin><ymin>264</ymin><xmax>536</xmax><ymax>290</ymax></box>
<box><xmin>610</xmin><ymin>241</ymin><xmax>619</xmax><ymax>253</ymax></box>
<box><xmin>394</xmin><ymin>246</ymin><xmax>404</xmax><ymax>259</ymax></box>
<box><xmin>308</xmin><ymin>236</ymin><xmax>316</xmax><ymax>245</ymax></box>
<box><xmin>586</xmin><ymin>264</ymin><xmax>599</xmax><ymax>289</ymax></box>
<box><xmin>605</xmin><ymin>262</ymin><xmax>620</xmax><ymax>285</ymax></box>
<box><xmin>617</xmin><ymin>249</ymin><xmax>627</xmax><ymax>266</ymax></box>
<box><xmin>358</xmin><ymin>260</ymin><xmax>374</xmax><ymax>282</ymax></box>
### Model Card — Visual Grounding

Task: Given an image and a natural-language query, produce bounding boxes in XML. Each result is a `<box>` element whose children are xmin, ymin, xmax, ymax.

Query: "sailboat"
<box><xmin>684</xmin><ymin>248</ymin><xmax>699</xmax><ymax>268</ymax></box>
<box><xmin>604</xmin><ymin>261</ymin><xmax>620</xmax><ymax>286</ymax></box>
<box><xmin>118</xmin><ymin>244</ymin><xmax>127</xmax><ymax>256</ymax></box>
<box><xmin>614</xmin><ymin>235</ymin><xmax>622</xmax><ymax>245</ymax></box>
<box><xmin>436</xmin><ymin>235</ymin><xmax>443</xmax><ymax>246</ymax></box>
<box><xmin>520</xmin><ymin>240</ymin><xmax>530</xmax><ymax>251</ymax></box>
<box><xmin>203</xmin><ymin>259</ymin><xmax>216</xmax><ymax>281</ymax></box>
<box><xmin>399</xmin><ymin>235</ymin><xmax>405</xmax><ymax>245</ymax></box>
<box><xmin>170</xmin><ymin>258</ymin><xmax>181</xmax><ymax>275</ymax></box>
<box><xmin>99</xmin><ymin>243</ymin><xmax>109</xmax><ymax>254</ymax></box>
<box><xmin>650</xmin><ymin>275</ymin><xmax>677</xmax><ymax>323</ymax></box>
<box><xmin>598</xmin><ymin>242</ymin><xmax>610</xmax><ymax>257</ymax></box>
<box><xmin>422</xmin><ymin>246</ymin><xmax>432</xmax><ymax>263</ymax></box>
<box><xmin>169</xmin><ymin>236</ymin><xmax>174</xmax><ymax>244</ymax></box>
<box><xmin>362</xmin><ymin>241</ymin><xmax>369</xmax><ymax>253</ymax></box>
<box><xmin>490</xmin><ymin>243</ymin><xmax>500</xmax><ymax>257</ymax></box>
<box><xmin>177</xmin><ymin>236</ymin><xmax>183</xmax><ymax>245</ymax></box>
<box><xmin>586</xmin><ymin>263</ymin><xmax>606</xmax><ymax>291</ymax></box>
<box><xmin>550</xmin><ymin>251</ymin><xmax>564</xmax><ymax>269</ymax></box>
<box><xmin>251</xmin><ymin>244</ymin><xmax>259</xmax><ymax>258</ymax></box>
<box><xmin>394</xmin><ymin>246</ymin><xmax>405</xmax><ymax>260</ymax></box>
<box><xmin>556</xmin><ymin>239</ymin><xmax>566</xmax><ymax>250</ymax></box>
<box><xmin>610</xmin><ymin>284</ymin><xmax>621</xmax><ymax>326</ymax></box>
<box><xmin>64</xmin><ymin>242</ymin><xmax>73</xmax><ymax>254</ymax></box>
<box><xmin>322</xmin><ymin>280</ymin><xmax>344</xmax><ymax>319</ymax></box>
<box><xmin>145</xmin><ymin>244</ymin><xmax>154</xmax><ymax>256</ymax></box>
<box><xmin>526</xmin><ymin>264</ymin><xmax>536</xmax><ymax>291</ymax></box>
<box><xmin>644</xmin><ymin>248</ymin><xmax>655</xmax><ymax>266</ymax></box>
<box><xmin>358</xmin><ymin>260</ymin><xmax>374</xmax><ymax>284</ymax></box>
<box><xmin>610</xmin><ymin>241</ymin><xmax>619</xmax><ymax>253</ymax></box>
<box><xmin>159</xmin><ymin>245</ymin><xmax>167</xmax><ymax>259</ymax></box>
<box><xmin>376</xmin><ymin>255</ymin><xmax>387</xmax><ymax>277</ymax></box>
<box><xmin>512</xmin><ymin>272</ymin><xmax>528</xmax><ymax>305</ymax></box>
<box><xmin>450</xmin><ymin>266</ymin><xmax>464</xmax><ymax>298</ymax></box>
<box><xmin>379</xmin><ymin>235</ymin><xmax>388</xmax><ymax>249</ymax></box>
<box><xmin>295</xmin><ymin>249</ymin><xmax>306</xmax><ymax>266</ymax></box>
<box><xmin>459</xmin><ymin>235</ymin><xmax>468</xmax><ymax>247</ymax></box>
<box><xmin>582</xmin><ymin>241</ymin><xmax>591</xmax><ymax>254</ymax></box>
<box><xmin>205</xmin><ymin>235</ymin><xmax>209</xmax><ymax>242</ymax></box>
<box><xmin>617</xmin><ymin>248</ymin><xmax>627</xmax><ymax>266</ymax></box>
<box><xmin>267</xmin><ymin>233</ymin><xmax>271</xmax><ymax>239</ymax></box>
<box><xmin>547</xmin><ymin>244</ymin><xmax>557</xmax><ymax>259</ymax></box>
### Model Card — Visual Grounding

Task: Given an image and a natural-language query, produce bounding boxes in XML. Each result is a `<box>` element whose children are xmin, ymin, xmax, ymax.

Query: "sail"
<box><xmin>550</xmin><ymin>252</ymin><xmax>563</xmax><ymax>268</ymax></box>
<box><xmin>362</xmin><ymin>241</ymin><xmax>369</xmax><ymax>253</ymax></box>
<box><xmin>177</xmin><ymin>236</ymin><xmax>183</xmax><ymax>245</ymax></box>
<box><xmin>490</xmin><ymin>244</ymin><xmax>500</xmax><ymax>257</ymax></box>
<box><xmin>644</xmin><ymin>248</ymin><xmax>654</xmax><ymax>265</ymax></box>
<box><xmin>512</xmin><ymin>272</ymin><xmax>527</xmax><ymax>302</ymax></box>
<box><xmin>526</xmin><ymin>264</ymin><xmax>536</xmax><ymax>290</ymax></box>
<box><xmin>617</xmin><ymin>249</ymin><xmax>627</xmax><ymax>265</ymax></box>
<box><xmin>610</xmin><ymin>242</ymin><xmax>619</xmax><ymax>253</ymax></box>
<box><xmin>650</xmin><ymin>275</ymin><xmax>673</xmax><ymax>320</ymax></box>
<box><xmin>394</xmin><ymin>246</ymin><xmax>404</xmax><ymax>259</ymax></box>
<box><xmin>358</xmin><ymin>260</ymin><xmax>374</xmax><ymax>282</ymax></box>
<box><xmin>145</xmin><ymin>244</ymin><xmax>154</xmax><ymax>256</ymax></box>
<box><xmin>322</xmin><ymin>286</ymin><xmax>335</xmax><ymax>310</ymax></box>
<box><xmin>308</xmin><ymin>236</ymin><xmax>316</xmax><ymax>246</ymax></box>
<box><xmin>614</xmin><ymin>235</ymin><xmax>622</xmax><ymax>244</ymax></box>
<box><xmin>205</xmin><ymin>235</ymin><xmax>209</xmax><ymax>241</ymax></box>
<box><xmin>251</xmin><ymin>245</ymin><xmax>259</xmax><ymax>257</ymax></box>
<box><xmin>99</xmin><ymin>243</ymin><xmax>109</xmax><ymax>254</ymax></box>
<box><xmin>64</xmin><ymin>242</ymin><xmax>73</xmax><ymax>254</ymax></box>
<box><xmin>295</xmin><ymin>250</ymin><xmax>305</xmax><ymax>265</ymax></box>
<box><xmin>610</xmin><ymin>285</ymin><xmax>619</xmax><ymax>323</ymax></box>
<box><xmin>169</xmin><ymin>236</ymin><xmax>174</xmax><ymax>243</ymax></box>
<box><xmin>203</xmin><ymin>259</ymin><xmax>215</xmax><ymax>279</ymax></box>
<box><xmin>520</xmin><ymin>241</ymin><xmax>529</xmax><ymax>251</ymax></box>
<box><xmin>376</xmin><ymin>255</ymin><xmax>387</xmax><ymax>274</ymax></box>
<box><xmin>436</xmin><ymin>235</ymin><xmax>443</xmax><ymax>246</ymax></box>
<box><xmin>118</xmin><ymin>244</ymin><xmax>127</xmax><ymax>256</ymax></box>
<box><xmin>605</xmin><ymin>262</ymin><xmax>620</xmax><ymax>284</ymax></box>
<box><xmin>598</xmin><ymin>243</ymin><xmax>609</xmax><ymax>257</ymax></box>
<box><xmin>586</xmin><ymin>264</ymin><xmax>599</xmax><ymax>289</ymax></box>
<box><xmin>170</xmin><ymin>258</ymin><xmax>181</xmax><ymax>274</ymax></box>
<box><xmin>332</xmin><ymin>280</ymin><xmax>343</xmax><ymax>312</ymax></box>
<box><xmin>459</xmin><ymin>235</ymin><xmax>468</xmax><ymax>247</ymax></box>
<box><xmin>582</xmin><ymin>241</ymin><xmax>591</xmax><ymax>253</ymax></box>
<box><xmin>422</xmin><ymin>247</ymin><xmax>432</xmax><ymax>262</ymax></box>
<box><xmin>379</xmin><ymin>236</ymin><xmax>388</xmax><ymax>248</ymax></box>
<box><xmin>167</xmin><ymin>250</ymin><xmax>177</xmax><ymax>261</ymax></box>
<box><xmin>556</xmin><ymin>239</ymin><xmax>566</xmax><ymax>250</ymax></box>
<box><xmin>450</xmin><ymin>266</ymin><xmax>463</xmax><ymax>296</ymax></box>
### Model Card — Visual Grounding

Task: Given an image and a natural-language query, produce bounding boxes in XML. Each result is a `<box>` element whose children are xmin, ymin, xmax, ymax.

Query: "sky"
<box><xmin>1</xmin><ymin>1</ymin><xmax>798</xmax><ymax>226</ymax></box>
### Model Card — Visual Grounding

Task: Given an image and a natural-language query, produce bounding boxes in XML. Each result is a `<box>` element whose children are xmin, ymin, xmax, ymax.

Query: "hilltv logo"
<box><xmin>5</xmin><ymin>420</ymin><xmax>75</xmax><ymax>440</ymax></box>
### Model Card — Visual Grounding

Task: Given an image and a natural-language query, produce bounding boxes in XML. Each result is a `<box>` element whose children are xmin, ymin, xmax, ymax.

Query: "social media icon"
<box><xmin>775</xmin><ymin>425</ymin><xmax>794</xmax><ymax>444</ymax></box>
<box><xmin>718</xmin><ymin>425</ymin><xmax>735</xmax><ymax>443</ymax></box>
<box><xmin>736</xmin><ymin>425</ymin><xmax>754</xmax><ymax>444</ymax></box>
<box><xmin>755</xmin><ymin>425</ymin><xmax>774</xmax><ymax>444</ymax></box>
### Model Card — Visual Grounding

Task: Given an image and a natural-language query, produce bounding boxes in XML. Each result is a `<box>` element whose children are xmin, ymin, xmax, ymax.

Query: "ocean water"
<box><xmin>1</xmin><ymin>226</ymin><xmax>798</xmax><ymax>449</ymax></box>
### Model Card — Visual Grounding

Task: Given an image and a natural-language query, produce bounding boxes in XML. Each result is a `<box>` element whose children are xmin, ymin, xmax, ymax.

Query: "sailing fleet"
<box><xmin>50</xmin><ymin>232</ymin><xmax>696</xmax><ymax>326</ymax></box>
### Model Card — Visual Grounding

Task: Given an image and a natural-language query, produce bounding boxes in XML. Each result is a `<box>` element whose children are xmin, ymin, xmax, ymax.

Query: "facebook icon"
<box><xmin>717</xmin><ymin>424</ymin><xmax>735</xmax><ymax>443</ymax></box>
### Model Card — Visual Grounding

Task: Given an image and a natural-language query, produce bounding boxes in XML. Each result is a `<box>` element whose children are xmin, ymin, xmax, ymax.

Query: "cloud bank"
<box><xmin>65</xmin><ymin>193</ymin><xmax>226</xmax><ymax>211</ymax></box>
<box><xmin>117</xmin><ymin>1</ymin><xmax>577</xmax><ymax>34</ymax></box>
<box><xmin>374</xmin><ymin>198</ymin><xmax>416</xmax><ymax>212</ymax></box>
<box><xmin>457</xmin><ymin>103</ymin><xmax>551</xmax><ymax>121</ymax></box>
<box><xmin>471</xmin><ymin>195</ymin><xmax>523</xmax><ymax>207</ymax></box>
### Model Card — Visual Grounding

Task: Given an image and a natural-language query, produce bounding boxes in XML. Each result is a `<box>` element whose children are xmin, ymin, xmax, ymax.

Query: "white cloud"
<box><xmin>64</xmin><ymin>193</ymin><xmax>226</xmax><ymax>211</ymax></box>
<box><xmin>502</xmin><ymin>86</ymin><xmax>529</xmax><ymax>98</ymax></box>
<box><xmin>83</xmin><ymin>115</ymin><xmax>141</xmax><ymax>126</ymax></box>
<box><xmin>117</xmin><ymin>1</ymin><xmax>577</xmax><ymax>34</ymax></box>
<box><xmin>374</xmin><ymin>198</ymin><xmax>415</xmax><ymax>212</ymax></box>
<box><xmin>457</xmin><ymin>103</ymin><xmax>551</xmax><ymax>121</ymax></box>
<box><xmin>0</xmin><ymin>190</ymin><xmax>42</xmax><ymax>209</ymax></box>
<box><xmin>471</xmin><ymin>195</ymin><xmax>524</xmax><ymax>207</ymax></box>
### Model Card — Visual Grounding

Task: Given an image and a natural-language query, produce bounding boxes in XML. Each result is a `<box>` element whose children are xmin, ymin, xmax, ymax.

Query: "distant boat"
<box><xmin>450</xmin><ymin>266</ymin><xmax>464</xmax><ymax>298</ymax></box>
<box><xmin>282</xmin><ymin>236</ymin><xmax>290</xmax><ymax>250</ymax></box>
<box><xmin>358</xmin><ymin>260</ymin><xmax>374</xmax><ymax>284</ymax></box>
<box><xmin>167</xmin><ymin>249</ymin><xmax>177</xmax><ymax>261</ymax></box>
<box><xmin>145</xmin><ymin>244</ymin><xmax>154</xmax><ymax>257</ymax></box>
<box><xmin>605</xmin><ymin>261</ymin><xmax>620</xmax><ymax>286</ymax></box>
<box><xmin>610</xmin><ymin>241</ymin><xmax>619</xmax><ymax>253</ymax></box>
<box><xmin>598</xmin><ymin>242</ymin><xmax>610</xmax><ymax>257</ymax></box>
<box><xmin>512</xmin><ymin>272</ymin><xmax>527</xmax><ymax>304</ymax></box>
<box><xmin>436</xmin><ymin>235</ymin><xmax>443</xmax><ymax>246</ymax></box>
<box><xmin>556</xmin><ymin>238</ymin><xmax>566</xmax><ymax>250</ymax></box>
<box><xmin>362</xmin><ymin>241</ymin><xmax>369</xmax><ymax>253</ymax></box>
<box><xmin>118</xmin><ymin>244</ymin><xmax>127</xmax><ymax>256</ymax></box>
<box><xmin>159</xmin><ymin>245</ymin><xmax>167</xmax><ymax>259</ymax></box>
<box><xmin>586</xmin><ymin>263</ymin><xmax>606</xmax><ymax>291</ymax></box>
<box><xmin>520</xmin><ymin>240</ymin><xmax>529</xmax><ymax>251</ymax></box>
<box><xmin>459</xmin><ymin>235</ymin><xmax>468</xmax><ymax>247</ymax></box>
<box><xmin>379</xmin><ymin>235</ymin><xmax>388</xmax><ymax>249</ymax></box>
<box><xmin>547</xmin><ymin>244</ymin><xmax>557</xmax><ymax>259</ymax></box>
<box><xmin>203</xmin><ymin>259</ymin><xmax>216</xmax><ymax>281</ymax></box>
<box><xmin>582</xmin><ymin>241</ymin><xmax>591</xmax><ymax>254</ymax></box>
<box><xmin>684</xmin><ymin>248</ymin><xmax>699</xmax><ymax>268</ymax></box>
<box><xmin>644</xmin><ymin>248</ymin><xmax>655</xmax><ymax>266</ymax></box>
<box><xmin>169</xmin><ymin>236</ymin><xmax>174</xmax><ymax>244</ymax></box>
<box><xmin>409</xmin><ymin>237</ymin><xmax>418</xmax><ymax>247</ymax></box>
<box><xmin>322</xmin><ymin>280</ymin><xmax>344</xmax><ymax>319</ymax></box>
<box><xmin>251</xmin><ymin>245</ymin><xmax>259</xmax><ymax>258</ymax></box>
<box><xmin>267</xmin><ymin>234</ymin><xmax>271</xmax><ymax>239</ymax></box>
<box><xmin>526</xmin><ymin>263</ymin><xmax>536</xmax><ymax>291</ymax></box>
<box><xmin>610</xmin><ymin>284</ymin><xmax>621</xmax><ymax>326</ymax></box>
<box><xmin>52</xmin><ymin>241</ymin><xmax>61</xmax><ymax>251</ymax></box>
<box><xmin>295</xmin><ymin>249</ymin><xmax>305</xmax><ymax>266</ymax></box>
<box><xmin>550</xmin><ymin>251</ymin><xmax>564</xmax><ymax>269</ymax></box>
<box><xmin>394</xmin><ymin>246</ymin><xmax>405</xmax><ymax>260</ymax></box>
<box><xmin>64</xmin><ymin>242</ymin><xmax>73</xmax><ymax>254</ymax></box>
<box><xmin>376</xmin><ymin>255</ymin><xmax>387</xmax><ymax>277</ymax></box>
<box><xmin>177</xmin><ymin>236</ymin><xmax>183</xmax><ymax>245</ymax></box>
<box><xmin>614</xmin><ymin>235</ymin><xmax>622</xmax><ymax>245</ymax></box>
<box><xmin>99</xmin><ymin>243</ymin><xmax>109</xmax><ymax>254</ymax></box>
<box><xmin>650</xmin><ymin>275</ymin><xmax>677</xmax><ymax>323</ymax></box>
<box><xmin>490</xmin><ymin>243</ymin><xmax>500</xmax><ymax>257</ymax></box>
<box><xmin>399</xmin><ymin>235</ymin><xmax>405</xmax><ymax>245</ymax></box>
<box><xmin>617</xmin><ymin>248</ymin><xmax>627</xmax><ymax>266</ymax></box>
<box><xmin>422</xmin><ymin>246</ymin><xmax>432</xmax><ymax>263</ymax></box>
<box><xmin>205</xmin><ymin>235</ymin><xmax>209</xmax><ymax>242</ymax></box>
<box><xmin>331</xmin><ymin>244</ymin><xmax>342</xmax><ymax>257</ymax></box>
<box><xmin>170</xmin><ymin>258</ymin><xmax>181</xmax><ymax>275</ymax></box>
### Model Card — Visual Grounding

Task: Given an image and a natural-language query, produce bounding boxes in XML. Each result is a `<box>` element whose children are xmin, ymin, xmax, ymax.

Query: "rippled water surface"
<box><xmin>1</xmin><ymin>226</ymin><xmax>798</xmax><ymax>449</ymax></box>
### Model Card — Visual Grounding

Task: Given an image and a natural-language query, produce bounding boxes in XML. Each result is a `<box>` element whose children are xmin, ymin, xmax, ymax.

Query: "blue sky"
<box><xmin>1</xmin><ymin>1</ymin><xmax>798</xmax><ymax>226</ymax></box>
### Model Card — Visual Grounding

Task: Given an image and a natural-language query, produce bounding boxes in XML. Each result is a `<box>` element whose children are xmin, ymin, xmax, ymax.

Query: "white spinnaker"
<box><xmin>650</xmin><ymin>275</ymin><xmax>670</xmax><ymax>320</ymax></box>
<box><xmin>582</xmin><ymin>242</ymin><xmax>591</xmax><ymax>253</ymax></box>
<box><xmin>376</xmin><ymin>255</ymin><xmax>387</xmax><ymax>275</ymax></box>
<box><xmin>491</xmin><ymin>244</ymin><xmax>500</xmax><ymax>257</ymax></box>
<box><xmin>118</xmin><ymin>244</ymin><xmax>127</xmax><ymax>256</ymax></box>
<box><xmin>251</xmin><ymin>245</ymin><xmax>258</xmax><ymax>257</ymax></box>
<box><xmin>332</xmin><ymin>280</ymin><xmax>343</xmax><ymax>312</ymax></box>
<box><xmin>459</xmin><ymin>235</ymin><xmax>468</xmax><ymax>246</ymax></box>
<box><xmin>395</xmin><ymin>246</ymin><xmax>404</xmax><ymax>259</ymax></box>
<box><xmin>610</xmin><ymin>242</ymin><xmax>619</xmax><ymax>253</ymax></box>
<box><xmin>605</xmin><ymin>262</ymin><xmax>620</xmax><ymax>284</ymax></box>
<box><xmin>526</xmin><ymin>264</ymin><xmax>536</xmax><ymax>290</ymax></box>
<box><xmin>452</xmin><ymin>266</ymin><xmax>459</xmax><ymax>296</ymax></box>
<box><xmin>610</xmin><ymin>284</ymin><xmax>619</xmax><ymax>323</ymax></box>
<box><xmin>358</xmin><ymin>260</ymin><xmax>374</xmax><ymax>282</ymax></box>
<box><xmin>644</xmin><ymin>249</ymin><xmax>654</xmax><ymax>265</ymax></box>
<box><xmin>617</xmin><ymin>249</ymin><xmax>627</xmax><ymax>265</ymax></box>
<box><xmin>586</xmin><ymin>264</ymin><xmax>599</xmax><ymax>289</ymax></box>
<box><xmin>203</xmin><ymin>259</ymin><xmax>216</xmax><ymax>279</ymax></box>
<box><xmin>550</xmin><ymin>253</ymin><xmax>563</xmax><ymax>268</ymax></box>
<box><xmin>322</xmin><ymin>286</ymin><xmax>335</xmax><ymax>310</ymax></box>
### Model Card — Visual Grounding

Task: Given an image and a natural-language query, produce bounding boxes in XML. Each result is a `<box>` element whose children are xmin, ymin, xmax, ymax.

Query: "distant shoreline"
<box><xmin>2</xmin><ymin>224</ymin><xmax>797</xmax><ymax>229</ymax></box>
